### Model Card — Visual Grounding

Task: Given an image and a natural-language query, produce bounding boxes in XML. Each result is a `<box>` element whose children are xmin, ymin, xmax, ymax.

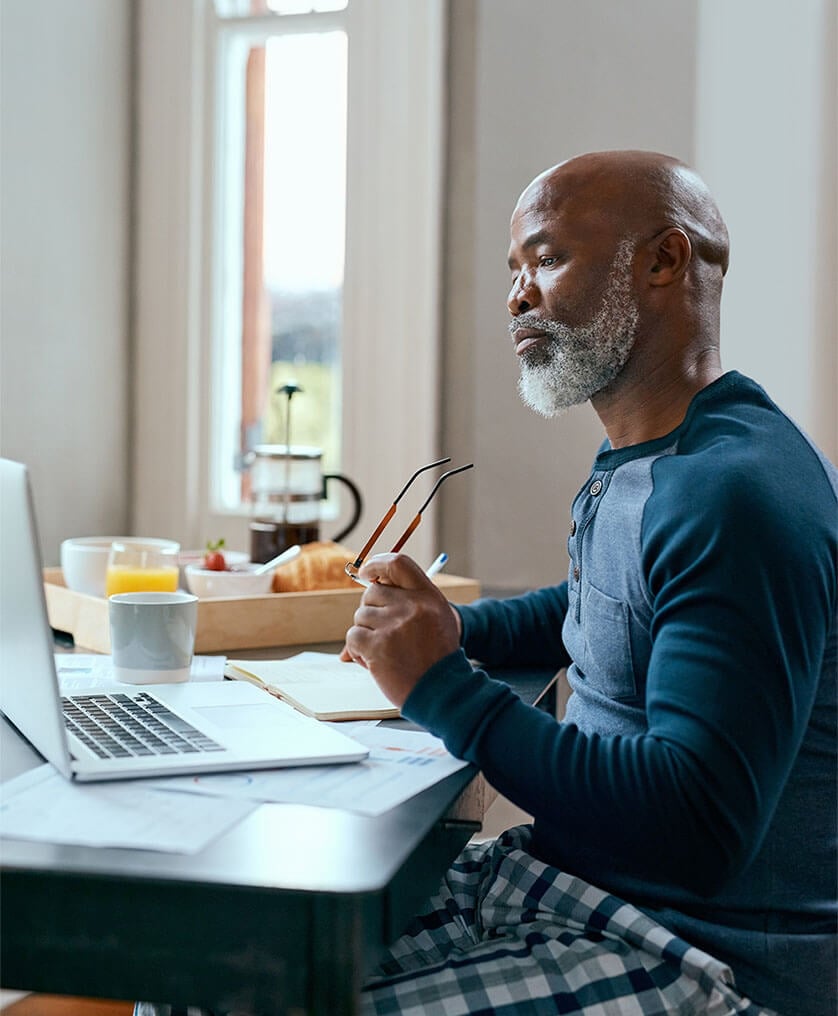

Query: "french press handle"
<box><xmin>322</xmin><ymin>473</ymin><xmax>363</xmax><ymax>545</ymax></box>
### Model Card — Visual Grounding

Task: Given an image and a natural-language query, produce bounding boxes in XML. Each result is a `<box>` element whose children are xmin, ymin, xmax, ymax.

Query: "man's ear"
<box><xmin>648</xmin><ymin>228</ymin><xmax>691</xmax><ymax>286</ymax></box>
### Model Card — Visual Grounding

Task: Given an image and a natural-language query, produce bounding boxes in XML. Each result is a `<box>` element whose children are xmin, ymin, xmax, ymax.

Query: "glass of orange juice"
<box><xmin>105</xmin><ymin>539</ymin><xmax>180</xmax><ymax>597</ymax></box>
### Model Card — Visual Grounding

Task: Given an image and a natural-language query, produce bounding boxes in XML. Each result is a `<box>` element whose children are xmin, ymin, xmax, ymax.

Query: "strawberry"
<box><xmin>203</xmin><ymin>538</ymin><xmax>227</xmax><ymax>571</ymax></box>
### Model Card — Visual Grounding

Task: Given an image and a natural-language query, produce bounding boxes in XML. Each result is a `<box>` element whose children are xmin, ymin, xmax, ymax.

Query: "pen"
<box><xmin>425</xmin><ymin>552</ymin><xmax>448</xmax><ymax>578</ymax></box>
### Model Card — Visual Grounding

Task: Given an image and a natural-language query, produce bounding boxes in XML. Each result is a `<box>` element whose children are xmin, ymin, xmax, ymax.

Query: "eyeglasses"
<box><xmin>345</xmin><ymin>457</ymin><xmax>474</xmax><ymax>585</ymax></box>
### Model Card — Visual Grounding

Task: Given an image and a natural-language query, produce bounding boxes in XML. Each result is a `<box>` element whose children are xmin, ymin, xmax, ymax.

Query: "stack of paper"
<box><xmin>0</xmin><ymin>764</ymin><xmax>256</xmax><ymax>853</ymax></box>
<box><xmin>150</xmin><ymin>725</ymin><xmax>468</xmax><ymax>816</ymax></box>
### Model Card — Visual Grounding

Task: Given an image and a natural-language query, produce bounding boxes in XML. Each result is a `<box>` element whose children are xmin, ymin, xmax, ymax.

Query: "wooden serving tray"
<box><xmin>43</xmin><ymin>568</ymin><xmax>482</xmax><ymax>654</ymax></box>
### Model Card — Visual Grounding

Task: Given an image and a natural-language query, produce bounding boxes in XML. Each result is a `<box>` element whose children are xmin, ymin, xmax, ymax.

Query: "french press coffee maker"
<box><xmin>246</xmin><ymin>384</ymin><xmax>363</xmax><ymax>563</ymax></box>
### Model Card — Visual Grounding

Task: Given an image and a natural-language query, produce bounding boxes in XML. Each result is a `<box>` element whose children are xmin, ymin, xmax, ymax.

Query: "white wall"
<box><xmin>695</xmin><ymin>0</ymin><xmax>837</xmax><ymax>454</ymax></box>
<box><xmin>440</xmin><ymin>0</ymin><xmax>836</xmax><ymax>591</ymax></box>
<box><xmin>0</xmin><ymin>0</ymin><xmax>132</xmax><ymax>565</ymax></box>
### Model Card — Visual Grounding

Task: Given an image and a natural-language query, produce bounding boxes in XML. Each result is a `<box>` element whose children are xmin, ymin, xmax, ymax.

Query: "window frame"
<box><xmin>133</xmin><ymin>0</ymin><xmax>446</xmax><ymax>566</ymax></box>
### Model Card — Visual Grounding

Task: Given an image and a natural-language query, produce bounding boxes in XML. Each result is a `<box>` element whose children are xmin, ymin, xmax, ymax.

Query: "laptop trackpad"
<box><xmin>193</xmin><ymin>704</ymin><xmax>283</xmax><ymax>730</ymax></box>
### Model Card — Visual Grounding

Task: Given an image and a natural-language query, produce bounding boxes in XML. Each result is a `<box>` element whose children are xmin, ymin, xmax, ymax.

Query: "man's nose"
<box><xmin>507</xmin><ymin>272</ymin><xmax>539</xmax><ymax>315</ymax></box>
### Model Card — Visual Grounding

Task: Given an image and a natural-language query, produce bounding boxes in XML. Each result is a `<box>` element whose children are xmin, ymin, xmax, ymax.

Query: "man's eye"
<box><xmin>539</xmin><ymin>255</ymin><xmax>558</xmax><ymax>267</ymax></box>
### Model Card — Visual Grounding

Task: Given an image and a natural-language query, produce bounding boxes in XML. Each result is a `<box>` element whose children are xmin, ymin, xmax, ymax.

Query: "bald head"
<box><xmin>518</xmin><ymin>150</ymin><xmax>730</xmax><ymax>277</ymax></box>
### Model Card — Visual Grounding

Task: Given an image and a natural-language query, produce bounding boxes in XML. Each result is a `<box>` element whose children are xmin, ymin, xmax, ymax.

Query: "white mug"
<box><xmin>109</xmin><ymin>591</ymin><xmax>198</xmax><ymax>684</ymax></box>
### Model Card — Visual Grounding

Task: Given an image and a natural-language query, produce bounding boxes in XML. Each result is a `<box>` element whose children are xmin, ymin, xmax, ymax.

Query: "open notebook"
<box><xmin>225</xmin><ymin>652</ymin><xmax>400</xmax><ymax>721</ymax></box>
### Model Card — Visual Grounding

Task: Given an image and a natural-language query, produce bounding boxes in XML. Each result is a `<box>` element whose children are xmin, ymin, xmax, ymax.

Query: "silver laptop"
<box><xmin>0</xmin><ymin>458</ymin><xmax>368</xmax><ymax>781</ymax></box>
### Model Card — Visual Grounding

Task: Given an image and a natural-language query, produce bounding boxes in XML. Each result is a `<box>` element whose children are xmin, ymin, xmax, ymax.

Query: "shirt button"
<box><xmin>590</xmin><ymin>479</ymin><xmax>603</xmax><ymax>496</ymax></box>
<box><xmin>569</xmin><ymin>519</ymin><xmax>577</xmax><ymax>536</ymax></box>
<box><xmin>573</xmin><ymin>565</ymin><xmax>580</xmax><ymax>581</ymax></box>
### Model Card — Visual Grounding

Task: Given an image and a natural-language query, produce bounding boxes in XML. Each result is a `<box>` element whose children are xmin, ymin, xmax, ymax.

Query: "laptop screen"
<box><xmin>0</xmin><ymin>458</ymin><xmax>74</xmax><ymax>777</ymax></box>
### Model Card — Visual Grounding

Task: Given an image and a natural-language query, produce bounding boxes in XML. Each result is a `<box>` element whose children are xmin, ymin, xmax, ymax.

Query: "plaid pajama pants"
<box><xmin>135</xmin><ymin>826</ymin><xmax>775</xmax><ymax>1016</ymax></box>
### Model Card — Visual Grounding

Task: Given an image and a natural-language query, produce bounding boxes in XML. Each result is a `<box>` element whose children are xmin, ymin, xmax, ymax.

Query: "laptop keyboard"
<box><xmin>62</xmin><ymin>692</ymin><xmax>224</xmax><ymax>759</ymax></box>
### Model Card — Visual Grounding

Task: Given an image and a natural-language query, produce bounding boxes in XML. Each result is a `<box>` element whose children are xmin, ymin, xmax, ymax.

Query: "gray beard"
<box><xmin>512</xmin><ymin>242</ymin><xmax>639</xmax><ymax>417</ymax></box>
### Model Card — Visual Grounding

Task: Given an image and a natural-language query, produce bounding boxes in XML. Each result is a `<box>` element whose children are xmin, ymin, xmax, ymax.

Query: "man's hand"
<box><xmin>342</xmin><ymin>553</ymin><xmax>461</xmax><ymax>707</ymax></box>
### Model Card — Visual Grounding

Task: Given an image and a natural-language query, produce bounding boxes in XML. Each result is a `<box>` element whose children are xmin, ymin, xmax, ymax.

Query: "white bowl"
<box><xmin>177</xmin><ymin>549</ymin><xmax>249</xmax><ymax>588</ymax></box>
<box><xmin>60</xmin><ymin>536</ymin><xmax>163</xmax><ymax>597</ymax></box>
<box><xmin>184</xmin><ymin>562</ymin><xmax>274</xmax><ymax>598</ymax></box>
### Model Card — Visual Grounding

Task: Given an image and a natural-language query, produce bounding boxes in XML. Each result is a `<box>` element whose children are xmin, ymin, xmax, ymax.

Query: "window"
<box><xmin>212</xmin><ymin>3</ymin><xmax>349</xmax><ymax>513</ymax></box>
<box><xmin>133</xmin><ymin>0</ymin><xmax>445</xmax><ymax>565</ymax></box>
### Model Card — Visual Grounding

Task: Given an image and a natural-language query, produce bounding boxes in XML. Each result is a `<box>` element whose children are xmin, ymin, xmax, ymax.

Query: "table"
<box><xmin>0</xmin><ymin>651</ymin><xmax>556</xmax><ymax>1015</ymax></box>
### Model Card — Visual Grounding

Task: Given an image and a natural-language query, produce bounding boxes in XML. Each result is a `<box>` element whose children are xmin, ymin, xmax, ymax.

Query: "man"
<box><xmin>137</xmin><ymin>152</ymin><xmax>835</xmax><ymax>1016</ymax></box>
<box><xmin>345</xmin><ymin>151</ymin><xmax>837</xmax><ymax>1015</ymax></box>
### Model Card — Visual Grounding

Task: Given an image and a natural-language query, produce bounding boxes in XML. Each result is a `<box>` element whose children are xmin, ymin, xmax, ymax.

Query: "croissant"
<box><xmin>272</xmin><ymin>541</ymin><xmax>358</xmax><ymax>592</ymax></box>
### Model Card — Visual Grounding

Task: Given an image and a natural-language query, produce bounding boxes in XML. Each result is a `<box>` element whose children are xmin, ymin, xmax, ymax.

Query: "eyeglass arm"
<box><xmin>415</xmin><ymin>463</ymin><xmax>474</xmax><ymax>514</ymax></box>
<box><xmin>392</xmin><ymin>457</ymin><xmax>451</xmax><ymax>504</ymax></box>
<box><xmin>390</xmin><ymin>513</ymin><xmax>423</xmax><ymax>553</ymax></box>
<box><xmin>389</xmin><ymin>463</ymin><xmax>474</xmax><ymax>552</ymax></box>
<box><xmin>350</xmin><ymin>504</ymin><xmax>396</xmax><ymax>569</ymax></box>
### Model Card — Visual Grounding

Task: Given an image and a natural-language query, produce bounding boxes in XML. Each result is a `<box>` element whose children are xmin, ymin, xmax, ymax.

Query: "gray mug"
<box><xmin>109</xmin><ymin>591</ymin><xmax>198</xmax><ymax>684</ymax></box>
